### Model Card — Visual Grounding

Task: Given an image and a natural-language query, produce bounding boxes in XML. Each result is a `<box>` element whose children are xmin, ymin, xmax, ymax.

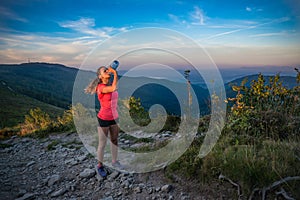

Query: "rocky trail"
<box><xmin>0</xmin><ymin>132</ymin><xmax>235</xmax><ymax>200</ymax></box>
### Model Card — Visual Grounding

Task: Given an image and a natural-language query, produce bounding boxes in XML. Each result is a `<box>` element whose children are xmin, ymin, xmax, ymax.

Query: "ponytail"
<box><xmin>84</xmin><ymin>77</ymin><xmax>101</xmax><ymax>94</ymax></box>
<box><xmin>84</xmin><ymin>66</ymin><xmax>105</xmax><ymax>94</ymax></box>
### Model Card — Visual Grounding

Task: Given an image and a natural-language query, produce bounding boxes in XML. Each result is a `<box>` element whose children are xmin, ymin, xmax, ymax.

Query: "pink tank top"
<box><xmin>96</xmin><ymin>84</ymin><xmax>118</xmax><ymax>120</ymax></box>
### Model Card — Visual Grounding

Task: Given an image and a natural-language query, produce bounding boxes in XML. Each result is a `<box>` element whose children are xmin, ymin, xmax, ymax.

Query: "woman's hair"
<box><xmin>84</xmin><ymin>66</ymin><xmax>105</xmax><ymax>94</ymax></box>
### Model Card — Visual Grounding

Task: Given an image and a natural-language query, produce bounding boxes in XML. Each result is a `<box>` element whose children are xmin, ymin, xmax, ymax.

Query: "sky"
<box><xmin>0</xmin><ymin>0</ymin><xmax>300</xmax><ymax>69</ymax></box>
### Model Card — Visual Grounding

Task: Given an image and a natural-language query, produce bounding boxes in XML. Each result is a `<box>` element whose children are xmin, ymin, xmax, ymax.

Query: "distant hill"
<box><xmin>225</xmin><ymin>74</ymin><xmax>299</xmax><ymax>98</ymax></box>
<box><xmin>0</xmin><ymin>81</ymin><xmax>64</xmax><ymax>128</ymax></box>
<box><xmin>0</xmin><ymin>62</ymin><xmax>78</xmax><ymax>109</ymax></box>
<box><xmin>117</xmin><ymin>76</ymin><xmax>210</xmax><ymax>115</ymax></box>
<box><xmin>1</xmin><ymin>62</ymin><xmax>297</xmax><ymax>129</ymax></box>
<box><xmin>0</xmin><ymin>63</ymin><xmax>211</xmax><ymax>127</ymax></box>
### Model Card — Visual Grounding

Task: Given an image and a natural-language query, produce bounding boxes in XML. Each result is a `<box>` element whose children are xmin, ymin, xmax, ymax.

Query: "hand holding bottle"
<box><xmin>110</xmin><ymin>60</ymin><xmax>119</xmax><ymax>70</ymax></box>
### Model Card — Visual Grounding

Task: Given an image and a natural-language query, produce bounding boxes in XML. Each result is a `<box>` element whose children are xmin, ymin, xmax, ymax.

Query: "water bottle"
<box><xmin>110</xmin><ymin>60</ymin><xmax>119</xmax><ymax>70</ymax></box>
<box><xmin>109</xmin><ymin>60</ymin><xmax>119</xmax><ymax>84</ymax></box>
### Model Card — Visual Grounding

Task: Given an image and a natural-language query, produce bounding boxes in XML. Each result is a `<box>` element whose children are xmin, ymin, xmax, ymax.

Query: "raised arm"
<box><xmin>101</xmin><ymin>67</ymin><xmax>118</xmax><ymax>93</ymax></box>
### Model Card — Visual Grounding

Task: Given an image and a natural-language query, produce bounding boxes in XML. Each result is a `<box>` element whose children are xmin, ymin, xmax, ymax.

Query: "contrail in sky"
<box><xmin>202</xmin><ymin>17</ymin><xmax>290</xmax><ymax>41</ymax></box>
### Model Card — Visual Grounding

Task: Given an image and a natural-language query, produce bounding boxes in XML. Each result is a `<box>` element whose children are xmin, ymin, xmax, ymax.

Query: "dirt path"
<box><xmin>0</xmin><ymin>132</ymin><xmax>235</xmax><ymax>200</ymax></box>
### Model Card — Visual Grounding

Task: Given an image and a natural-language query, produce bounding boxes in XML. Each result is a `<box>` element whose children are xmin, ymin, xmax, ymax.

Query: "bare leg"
<box><xmin>97</xmin><ymin>126</ymin><xmax>109</xmax><ymax>165</ymax></box>
<box><xmin>109</xmin><ymin>124</ymin><xmax>119</xmax><ymax>163</ymax></box>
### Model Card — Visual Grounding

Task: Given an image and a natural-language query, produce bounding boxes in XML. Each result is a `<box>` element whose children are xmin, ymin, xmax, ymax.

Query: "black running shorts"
<box><xmin>97</xmin><ymin>117</ymin><xmax>118</xmax><ymax>127</ymax></box>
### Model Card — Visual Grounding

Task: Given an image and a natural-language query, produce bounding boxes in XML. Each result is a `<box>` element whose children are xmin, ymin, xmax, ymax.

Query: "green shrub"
<box><xmin>17</xmin><ymin>105</ymin><xmax>77</xmax><ymax>138</ymax></box>
<box><xmin>128</xmin><ymin>96</ymin><xmax>150</xmax><ymax>126</ymax></box>
<box><xmin>167</xmin><ymin>71</ymin><xmax>300</xmax><ymax>197</ymax></box>
<box><xmin>55</xmin><ymin>106</ymin><xmax>75</xmax><ymax>132</ymax></box>
<box><xmin>225</xmin><ymin>71</ymin><xmax>300</xmax><ymax>140</ymax></box>
<box><xmin>20</xmin><ymin>107</ymin><xmax>52</xmax><ymax>136</ymax></box>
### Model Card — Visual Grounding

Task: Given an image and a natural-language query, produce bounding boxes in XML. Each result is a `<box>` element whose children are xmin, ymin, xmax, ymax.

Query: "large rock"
<box><xmin>79</xmin><ymin>168</ymin><xmax>96</xmax><ymax>179</ymax></box>
<box><xmin>161</xmin><ymin>184</ymin><xmax>172</xmax><ymax>193</ymax></box>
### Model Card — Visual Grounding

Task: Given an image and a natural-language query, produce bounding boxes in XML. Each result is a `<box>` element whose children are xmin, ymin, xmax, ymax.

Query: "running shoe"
<box><xmin>112</xmin><ymin>160</ymin><xmax>125</xmax><ymax>170</ymax></box>
<box><xmin>96</xmin><ymin>165</ymin><xmax>107</xmax><ymax>177</ymax></box>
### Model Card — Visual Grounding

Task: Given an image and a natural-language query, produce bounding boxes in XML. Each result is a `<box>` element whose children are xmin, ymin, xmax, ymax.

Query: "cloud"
<box><xmin>1</xmin><ymin>28</ymin><xmax>299</xmax><ymax>68</ymax></box>
<box><xmin>59</xmin><ymin>17</ymin><xmax>95</xmax><ymax>30</ymax></box>
<box><xmin>0</xmin><ymin>32</ymin><xmax>100</xmax><ymax>67</ymax></box>
<box><xmin>249</xmin><ymin>30</ymin><xmax>298</xmax><ymax>38</ymax></box>
<box><xmin>246</xmin><ymin>7</ymin><xmax>252</xmax><ymax>12</ymax></box>
<box><xmin>190</xmin><ymin>6</ymin><xmax>205</xmax><ymax>25</ymax></box>
<box><xmin>0</xmin><ymin>6</ymin><xmax>28</xmax><ymax>22</ymax></box>
<box><xmin>202</xmin><ymin>17</ymin><xmax>292</xmax><ymax>41</ymax></box>
<box><xmin>207</xmin><ymin>19</ymin><xmax>258</xmax><ymax>29</ymax></box>
<box><xmin>245</xmin><ymin>6</ymin><xmax>263</xmax><ymax>12</ymax></box>
<box><xmin>0</xmin><ymin>17</ymin><xmax>129</xmax><ymax>67</ymax></box>
<box><xmin>0</xmin><ymin>19</ymin><xmax>130</xmax><ymax>67</ymax></box>
<box><xmin>168</xmin><ymin>14</ymin><xmax>186</xmax><ymax>25</ymax></box>
<box><xmin>58</xmin><ymin>17</ymin><xmax>128</xmax><ymax>38</ymax></box>
<box><xmin>250</xmin><ymin>32</ymin><xmax>286</xmax><ymax>38</ymax></box>
<box><xmin>168</xmin><ymin>6</ymin><xmax>206</xmax><ymax>26</ymax></box>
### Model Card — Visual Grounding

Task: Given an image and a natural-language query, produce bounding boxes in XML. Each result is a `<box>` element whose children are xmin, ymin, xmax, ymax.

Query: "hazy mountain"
<box><xmin>1</xmin><ymin>62</ymin><xmax>298</xmax><ymax>128</ymax></box>
<box><xmin>0</xmin><ymin>62</ymin><xmax>78</xmax><ymax>109</ymax></box>
<box><xmin>226</xmin><ymin>74</ymin><xmax>298</xmax><ymax>88</ymax></box>
<box><xmin>0</xmin><ymin>63</ymin><xmax>210</xmax><ymax>119</ymax></box>
<box><xmin>225</xmin><ymin>74</ymin><xmax>299</xmax><ymax>99</ymax></box>
<box><xmin>117</xmin><ymin>76</ymin><xmax>210</xmax><ymax>115</ymax></box>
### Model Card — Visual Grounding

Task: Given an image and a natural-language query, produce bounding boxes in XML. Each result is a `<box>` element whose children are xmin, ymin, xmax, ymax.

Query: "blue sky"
<box><xmin>0</xmin><ymin>0</ymin><xmax>299</xmax><ymax>68</ymax></box>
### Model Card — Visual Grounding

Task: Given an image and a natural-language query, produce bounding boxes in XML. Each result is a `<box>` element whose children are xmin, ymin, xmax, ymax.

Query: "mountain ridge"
<box><xmin>1</xmin><ymin>62</ymin><xmax>298</xmax><ymax>128</ymax></box>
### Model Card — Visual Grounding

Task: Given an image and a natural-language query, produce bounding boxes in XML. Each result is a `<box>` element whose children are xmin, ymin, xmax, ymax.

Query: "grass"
<box><xmin>0</xmin><ymin>83</ymin><xmax>64</xmax><ymax>129</ymax></box>
<box><xmin>167</xmin><ymin>132</ymin><xmax>300</xmax><ymax>197</ymax></box>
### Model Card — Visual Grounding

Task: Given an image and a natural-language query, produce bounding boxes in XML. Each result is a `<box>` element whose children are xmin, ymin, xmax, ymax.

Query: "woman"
<box><xmin>85</xmin><ymin>65</ymin><xmax>122</xmax><ymax>177</ymax></box>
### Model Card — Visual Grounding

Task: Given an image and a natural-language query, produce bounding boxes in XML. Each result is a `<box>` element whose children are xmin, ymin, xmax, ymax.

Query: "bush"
<box><xmin>55</xmin><ymin>106</ymin><xmax>75</xmax><ymax>132</ymax></box>
<box><xmin>17</xmin><ymin>105</ymin><xmax>76</xmax><ymax>137</ymax></box>
<box><xmin>20</xmin><ymin>107</ymin><xmax>52</xmax><ymax>136</ymax></box>
<box><xmin>0</xmin><ymin>127</ymin><xmax>20</xmax><ymax>139</ymax></box>
<box><xmin>167</xmin><ymin>71</ymin><xmax>300</xmax><ymax>197</ymax></box>
<box><xmin>225</xmin><ymin>71</ymin><xmax>300</xmax><ymax>140</ymax></box>
<box><xmin>128</xmin><ymin>96</ymin><xmax>150</xmax><ymax>126</ymax></box>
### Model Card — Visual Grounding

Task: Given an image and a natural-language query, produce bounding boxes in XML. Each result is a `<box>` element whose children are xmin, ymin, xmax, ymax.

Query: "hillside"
<box><xmin>118</xmin><ymin>76</ymin><xmax>210</xmax><ymax>115</ymax></box>
<box><xmin>1</xmin><ymin>62</ymin><xmax>297</xmax><ymax>127</ymax></box>
<box><xmin>0</xmin><ymin>63</ymin><xmax>299</xmax><ymax>199</ymax></box>
<box><xmin>0</xmin><ymin>63</ymin><xmax>210</xmax><ymax>118</ymax></box>
<box><xmin>226</xmin><ymin>74</ymin><xmax>298</xmax><ymax>88</ymax></box>
<box><xmin>0</xmin><ymin>62</ymin><xmax>78</xmax><ymax>109</ymax></box>
<box><xmin>225</xmin><ymin>74</ymin><xmax>298</xmax><ymax>98</ymax></box>
<box><xmin>0</xmin><ymin>81</ymin><xmax>64</xmax><ymax>128</ymax></box>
